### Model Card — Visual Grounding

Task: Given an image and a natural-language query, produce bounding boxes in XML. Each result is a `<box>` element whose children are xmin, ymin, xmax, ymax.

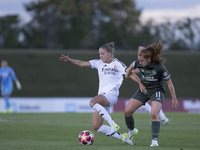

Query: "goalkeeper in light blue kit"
<box><xmin>0</xmin><ymin>60</ymin><xmax>21</xmax><ymax>113</ymax></box>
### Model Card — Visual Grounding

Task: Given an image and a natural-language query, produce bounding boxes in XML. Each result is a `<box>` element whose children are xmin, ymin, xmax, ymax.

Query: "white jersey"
<box><xmin>89</xmin><ymin>58</ymin><xmax>127</xmax><ymax>96</ymax></box>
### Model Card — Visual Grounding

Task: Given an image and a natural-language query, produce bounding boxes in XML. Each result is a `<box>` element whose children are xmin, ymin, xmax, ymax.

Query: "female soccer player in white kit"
<box><xmin>60</xmin><ymin>42</ymin><xmax>145</xmax><ymax>145</ymax></box>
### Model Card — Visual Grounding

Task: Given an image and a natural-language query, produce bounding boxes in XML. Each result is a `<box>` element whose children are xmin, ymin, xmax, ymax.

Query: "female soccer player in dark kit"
<box><xmin>60</xmin><ymin>42</ymin><xmax>146</xmax><ymax>145</ymax></box>
<box><xmin>136</xmin><ymin>44</ymin><xmax>170</xmax><ymax>126</ymax></box>
<box><xmin>124</xmin><ymin>40</ymin><xmax>179</xmax><ymax>146</ymax></box>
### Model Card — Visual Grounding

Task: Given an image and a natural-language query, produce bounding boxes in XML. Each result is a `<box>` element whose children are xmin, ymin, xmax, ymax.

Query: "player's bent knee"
<box><xmin>89</xmin><ymin>101</ymin><xmax>95</xmax><ymax>108</ymax></box>
<box><xmin>151</xmin><ymin>113</ymin><xmax>159</xmax><ymax>120</ymax></box>
<box><xmin>124</xmin><ymin>109</ymin><xmax>132</xmax><ymax>117</ymax></box>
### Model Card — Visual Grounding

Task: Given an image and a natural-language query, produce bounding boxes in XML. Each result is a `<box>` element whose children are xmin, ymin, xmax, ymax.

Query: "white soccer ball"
<box><xmin>78</xmin><ymin>130</ymin><xmax>95</xmax><ymax>145</ymax></box>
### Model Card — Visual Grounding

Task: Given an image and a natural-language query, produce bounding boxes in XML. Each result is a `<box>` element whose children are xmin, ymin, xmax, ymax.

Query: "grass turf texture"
<box><xmin>0</xmin><ymin>112</ymin><xmax>199</xmax><ymax>150</ymax></box>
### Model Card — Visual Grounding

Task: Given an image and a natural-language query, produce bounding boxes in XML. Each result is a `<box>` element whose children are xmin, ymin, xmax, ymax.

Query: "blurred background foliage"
<box><xmin>0</xmin><ymin>0</ymin><xmax>199</xmax><ymax>51</ymax></box>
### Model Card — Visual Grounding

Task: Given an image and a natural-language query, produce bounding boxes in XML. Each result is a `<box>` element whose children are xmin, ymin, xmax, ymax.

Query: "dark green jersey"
<box><xmin>133</xmin><ymin>60</ymin><xmax>170</xmax><ymax>93</ymax></box>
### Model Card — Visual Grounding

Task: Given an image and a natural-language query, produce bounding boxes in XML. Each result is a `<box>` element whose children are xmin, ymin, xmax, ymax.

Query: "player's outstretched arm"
<box><xmin>60</xmin><ymin>54</ymin><xmax>91</xmax><ymax>67</ymax></box>
<box><xmin>166</xmin><ymin>79</ymin><xmax>179</xmax><ymax>109</ymax></box>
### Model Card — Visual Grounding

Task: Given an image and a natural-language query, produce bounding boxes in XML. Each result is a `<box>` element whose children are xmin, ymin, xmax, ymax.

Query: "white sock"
<box><xmin>97</xmin><ymin>125</ymin><xmax>123</xmax><ymax>140</ymax></box>
<box><xmin>144</xmin><ymin>102</ymin><xmax>151</xmax><ymax>114</ymax></box>
<box><xmin>93</xmin><ymin>103</ymin><xmax>116</xmax><ymax>126</ymax></box>
<box><xmin>128</xmin><ymin>128</ymin><xmax>137</xmax><ymax>135</ymax></box>
<box><xmin>151</xmin><ymin>139</ymin><xmax>158</xmax><ymax>144</ymax></box>
<box><xmin>159</xmin><ymin>109</ymin><xmax>166</xmax><ymax>121</ymax></box>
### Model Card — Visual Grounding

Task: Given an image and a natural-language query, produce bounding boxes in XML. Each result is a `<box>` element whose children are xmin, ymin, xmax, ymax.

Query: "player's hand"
<box><xmin>139</xmin><ymin>83</ymin><xmax>147</xmax><ymax>95</ymax></box>
<box><xmin>16</xmin><ymin>80</ymin><xmax>21</xmax><ymax>90</ymax></box>
<box><xmin>60</xmin><ymin>54</ymin><xmax>70</xmax><ymax>62</ymax></box>
<box><xmin>172</xmin><ymin>98</ymin><xmax>179</xmax><ymax>109</ymax></box>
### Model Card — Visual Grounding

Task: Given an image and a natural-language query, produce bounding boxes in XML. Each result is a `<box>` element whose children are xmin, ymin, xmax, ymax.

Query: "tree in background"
<box><xmin>0</xmin><ymin>15</ymin><xmax>21</xmax><ymax>48</ymax></box>
<box><xmin>94</xmin><ymin>0</ymin><xmax>141</xmax><ymax>49</ymax></box>
<box><xmin>171</xmin><ymin>18</ymin><xmax>200</xmax><ymax>51</ymax></box>
<box><xmin>153</xmin><ymin>18</ymin><xmax>200</xmax><ymax>51</ymax></box>
<box><xmin>21</xmin><ymin>0</ymin><xmax>141</xmax><ymax>49</ymax></box>
<box><xmin>0</xmin><ymin>1</ymin><xmax>200</xmax><ymax>51</ymax></box>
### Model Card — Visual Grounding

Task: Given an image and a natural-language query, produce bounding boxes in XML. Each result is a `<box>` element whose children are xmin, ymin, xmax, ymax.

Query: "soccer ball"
<box><xmin>78</xmin><ymin>130</ymin><xmax>95</xmax><ymax>145</ymax></box>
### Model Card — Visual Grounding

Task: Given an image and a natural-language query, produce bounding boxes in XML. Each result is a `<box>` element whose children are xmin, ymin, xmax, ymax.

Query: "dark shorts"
<box><xmin>131</xmin><ymin>89</ymin><xmax>165</xmax><ymax>105</ymax></box>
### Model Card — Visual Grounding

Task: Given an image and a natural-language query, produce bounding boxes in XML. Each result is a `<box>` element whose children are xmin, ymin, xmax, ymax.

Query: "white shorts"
<box><xmin>101</xmin><ymin>92</ymin><xmax>118</xmax><ymax>113</ymax></box>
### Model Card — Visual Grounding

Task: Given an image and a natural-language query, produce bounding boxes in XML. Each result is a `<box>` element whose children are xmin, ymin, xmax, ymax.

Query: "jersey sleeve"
<box><xmin>10</xmin><ymin>67</ymin><xmax>18</xmax><ymax>81</ymax></box>
<box><xmin>89</xmin><ymin>59</ymin><xmax>100</xmax><ymax>69</ymax></box>
<box><xmin>118</xmin><ymin>61</ymin><xmax>127</xmax><ymax>75</ymax></box>
<box><xmin>132</xmin><ymin>61</ymin><xmax>137</xmax><ymax>69</ymax></box>
<box><xmin>160</xmin><ymin>64</ymin><xmax>171</xmax><ymax>81</ymax></box>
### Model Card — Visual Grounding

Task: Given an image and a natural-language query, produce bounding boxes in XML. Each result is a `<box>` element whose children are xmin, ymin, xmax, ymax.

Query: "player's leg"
<box><xmin>4</xmin><ymin>95</ymin><xmax>10</xmax><ymax>108</ymax></box>
<box><xmin>94</xmin><ymin>109</ymin><xmax>134</xmax><ymax>145</ymax></box>
<box><xmin>2</xmin><ymin>96</ymin><xmax>9</xmax><ymax>113</ymax></box>
<box><xmin>144</xmin><ymin>101</ymin><xmax>151</xmax><ymax>114</ymax></box>
<box><xmin>150</xmin><ymin>99</ymin><xmax>163</xmax><ymax>146</ymax></box>
<box><xmin>92</xmin><ymin>111</ymin><xmax>105</xmax><ymax>131</ymax></box>
<box><xmin>93</xmin><ymin>112</ymin><xmax>120</xmax><ymax>139</ymax></box>
<box><xmin>4</xmin><ymin>95</ymin><xmax>13</xmax><ymax>113</ymax></box>
<box><xmin>124</xmin><ymin>98</ymin><xmax>142</xmax><ymax>140</ymax></box>
<box><xmin>146</xmin><ymin>101</ymin><xmax>169</xmax><ymax>125</ymax></box>
<box><xmin>2</xmin><ymin>85</ymin><xmax>13</xmax><ymax>113</ymax></box>
<box><xmin>159</xmin><ymin>109</ymin><xmax>169</xmax><ymax>126</ymax></box>
<box><xmin>89</xmin><ymin>94</ymin><xmax>119</xmax><ymax>135</ymax></box>
<box><xmin>2</xmin><ymin>86</ymin><xmax>11</xmax><ymax>113</ymax></box>
<box><xmin>1</xmin><ymin>86</ymin><xmax>6</xmax><ymax>113</ymax></box>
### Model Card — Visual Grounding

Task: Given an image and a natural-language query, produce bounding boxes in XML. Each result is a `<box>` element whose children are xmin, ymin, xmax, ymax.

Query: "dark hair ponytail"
<box><xmin>139</xmin><ymin>40</ymin><xmax>166</xmax><ymax>64</ymax></box>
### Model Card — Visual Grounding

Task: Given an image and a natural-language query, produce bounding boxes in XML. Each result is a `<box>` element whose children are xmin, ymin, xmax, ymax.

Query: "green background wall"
<box><xmin>0</xmin><ymin>50</ymin><xmax>199</xmax><ymax>99</ymax></box>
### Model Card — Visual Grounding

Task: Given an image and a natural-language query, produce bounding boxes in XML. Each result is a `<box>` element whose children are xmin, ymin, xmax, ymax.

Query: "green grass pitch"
<box><xmin>0</xmin><ymin>112</ymin><xmax>199</xmax><ymax>150</ymax></box>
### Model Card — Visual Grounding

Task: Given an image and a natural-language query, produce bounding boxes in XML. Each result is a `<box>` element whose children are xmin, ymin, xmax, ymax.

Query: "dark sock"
<box><xmin>151</xmin><ymin>121</ymin><xmax>160</xmax><ymax>140</ymax></box>
<box><xmin>125</xmin><ymin>116</ymin><xmax>134</xmax><ymax>130</ymax></box>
